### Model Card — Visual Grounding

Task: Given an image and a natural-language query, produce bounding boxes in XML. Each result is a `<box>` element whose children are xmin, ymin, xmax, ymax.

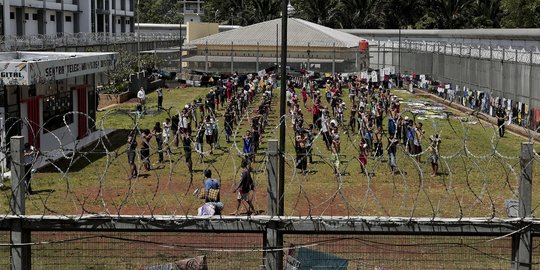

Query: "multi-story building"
<box><xmin>0</xmin><ymin>0</ymin><xmax>135</xmax><ymax>37</ymax></box>
<box><xmin>181</xmin><ymin>0</ymin><xmax>204</xmax><ymax>23</ymax></box>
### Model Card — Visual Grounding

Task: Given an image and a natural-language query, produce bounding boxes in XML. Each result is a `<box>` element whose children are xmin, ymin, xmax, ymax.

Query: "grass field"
<box><xmin>1</xmin><ymin>86</ymin><xmax>539</xmax><ymax>219</ymax></box>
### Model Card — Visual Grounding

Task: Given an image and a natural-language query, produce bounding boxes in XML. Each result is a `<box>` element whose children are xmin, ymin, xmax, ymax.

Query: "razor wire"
<box><xmin>0</xmin><ymin>82</ymin><xmax>538</xmax><ymax>223</ymax></box>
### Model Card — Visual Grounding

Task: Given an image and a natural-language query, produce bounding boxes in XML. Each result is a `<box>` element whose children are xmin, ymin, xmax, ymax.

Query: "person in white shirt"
<box><xmin>162</xmin><ymin>118</ymin><xmax>172</xmax><ymax>157</ymax></box>
<box><xmin>137</xmin><ymin>87</ymin><xmax>146</xmax><ymax>114</ymax></box>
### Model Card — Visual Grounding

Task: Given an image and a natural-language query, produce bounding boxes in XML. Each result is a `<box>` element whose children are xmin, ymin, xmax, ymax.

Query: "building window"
<box><xmin>32</xmin><ymin>14</ymin><xmax>38</xmax><ymax>20</ymax></box>
<box><xmin>25</xmin><ymin>13</ymin><xmax>29</xmax><ymax>20</ymax></box>
<box><xmin>50</xmin><ymin>15</ymin><xmax>55</xmax><ymax>22</ymax></box>
<box><xmin>65</xmin><ymin>16</ymin><xmax>72</xmax><ymax>22</ymax></box>
<box><xmin>10</xmin><ymin>12</ymin><xmax>14</xmax><ymax>20</ymax></box>
<box><xmin>43</xmin><ymin>92</ymin><xmax>73</xmax><ymax>133</ymax></box>
<box><xmin>118</xmin><ymin>19</ymin><xmax>121</xmax><ymax>24</ymax></box>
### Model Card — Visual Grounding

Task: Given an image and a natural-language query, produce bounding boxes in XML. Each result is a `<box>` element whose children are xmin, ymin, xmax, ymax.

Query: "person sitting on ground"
<box><xmin>203</xmin><ymin>169</ymin><xmax>220</xmax><ymax>203</ymax></box>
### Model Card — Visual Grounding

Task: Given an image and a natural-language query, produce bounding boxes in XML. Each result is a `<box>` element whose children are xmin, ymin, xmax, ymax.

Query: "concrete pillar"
<box><xmin>10</xmin><ymin>136</ymin><xmax>31</xmax><ymax>270</ymax></box>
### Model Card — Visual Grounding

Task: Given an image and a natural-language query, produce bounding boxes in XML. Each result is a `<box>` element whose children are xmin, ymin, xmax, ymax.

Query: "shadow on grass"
<box><xmin>38</xmin><ymin>129</ymin><xmax>131</xmax><ymax>173</ymax></box>
<box><xmin>31</xmin><ymin>189</ymin><xmax>55</xmax><ymax>195</ymax></box>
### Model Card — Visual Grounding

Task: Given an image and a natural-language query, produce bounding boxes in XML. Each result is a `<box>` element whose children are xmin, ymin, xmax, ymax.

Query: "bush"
<box><xmin>101</xmin><ymin>81</ymin><xmax>130</xmax><ymax>94</ymax></box>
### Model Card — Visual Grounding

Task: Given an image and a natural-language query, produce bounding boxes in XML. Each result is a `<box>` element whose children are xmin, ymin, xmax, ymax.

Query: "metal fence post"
<box><xmin>256</xmin><ymin>42</ymin><xmax>260</xmax><ymax>73</ymax></box>
<box><xmin>332</xmin><ymin>42</ymin><xmax>336</xmax><ymax>76</ymax></box>
<box><xmin>10</xmin><ymin>136</ymin><xmax>31</xmax><ymax>270</ymax></box>
<box><xmin>267</xmin><ymin>140</ymin><xmax>278</xmax><ymax>216</ymax></box>
<box><xmin>512</xmin><ymin>142</ymin><xmax>533</xmax><ymax>270</ymax></box>
<box><xmin>231</xmin><ymin>41</ymin><xmax>234</xmax><ymax>74</ymax></box>
<box><xmin>264</xmin><ymin>140</ymin><xmax>283</xmax><ymax>269</ymax></box>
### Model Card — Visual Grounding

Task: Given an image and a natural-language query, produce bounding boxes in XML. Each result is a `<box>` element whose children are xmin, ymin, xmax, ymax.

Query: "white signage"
<box><xmin>0</xmin><ymin>53</ymin><xmax>116</xmax><ymax>85</ymax></box>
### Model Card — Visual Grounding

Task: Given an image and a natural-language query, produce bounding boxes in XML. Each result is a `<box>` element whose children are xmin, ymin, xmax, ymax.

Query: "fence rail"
<box><xmin>375</xmin><ymin>40</ymin><xmax>540</xmax><ymax>65</ymax></box>
<box><xmin>0</xmin><ymin>32</ymin><xmax>180</xmax><ymax>50</ymax></box>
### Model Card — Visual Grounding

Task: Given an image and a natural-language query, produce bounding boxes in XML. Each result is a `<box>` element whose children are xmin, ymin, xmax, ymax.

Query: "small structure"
<box><xmin>185</xmin><ymin>18</ymin><xmax>369</xmax><ymax>74</ymax></box>
<box><xmin>0</xmin><ymin>51</ymin><xmax>116</xmax><ymax>167</ymax></box>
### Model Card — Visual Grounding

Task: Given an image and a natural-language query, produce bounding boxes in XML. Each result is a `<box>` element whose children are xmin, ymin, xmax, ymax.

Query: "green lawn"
<box><xmin>0</xmin><ymin>86</ymin><xmax>538</xmax><ymax>219</ymax></box>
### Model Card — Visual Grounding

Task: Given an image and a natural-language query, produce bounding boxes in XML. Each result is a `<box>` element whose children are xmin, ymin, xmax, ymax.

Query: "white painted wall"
<box><xmin>63</xmin><ymin>11</ymin><xmax>74</xmax><ymax>33</ymax></box>
<box><xmin>45</xmin><ymin>10</ymin><xmax>57</xmax><ymax>35</ymax></box>
<box><xmin>24</xmin><ymin>8</ymin><xmax>39</xmax><ymax>36</ymax></box>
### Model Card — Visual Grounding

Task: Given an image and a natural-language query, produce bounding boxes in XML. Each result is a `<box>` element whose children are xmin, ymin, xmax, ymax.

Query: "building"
<box><xmin>181</xmin><ymin>0</ymin><xmax>204</xmax><ymax>23</ymax></box>
<box><xmin>0</xmin><ymin>51</ymin><xmax>116</xmax><ymax>155</ymax></box>
<box><xmin>185</xmin><ymin>18</ymin><xmax>369</xmax><ymax>74</ymax></box>
<box><xmin>0</xmin><ymin>0</ymin><xmax>135</xmax><ymax>37</ymax></box>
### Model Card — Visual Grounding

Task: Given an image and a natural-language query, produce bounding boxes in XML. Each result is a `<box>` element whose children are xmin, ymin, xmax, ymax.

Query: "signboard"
<box><xmin>0</xmin><ymin>53</ymin><xmax>116</xmax><ymax>85</ymax></box>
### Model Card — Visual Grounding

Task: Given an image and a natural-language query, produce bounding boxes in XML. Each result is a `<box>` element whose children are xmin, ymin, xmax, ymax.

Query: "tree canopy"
<box><xmin>196</xmin><ymin>0</ymin><xmax>537</xmax><ymax>29</ymax></box>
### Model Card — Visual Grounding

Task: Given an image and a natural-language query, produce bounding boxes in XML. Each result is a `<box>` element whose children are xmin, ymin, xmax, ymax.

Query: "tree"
<box><xmin>501</xmin><ymin>0</ymin><xmax>540</xmax><ymax>27</ymax></box>
<box><xmin>293</xmin><ymin>0</ymin><xmax>341</xmax><ymax>28</ymax></box>
<box><xmin>336</xmin><ymin>0</ymin><xmax>383</xmax><ymax>29</ymax></box>
<box><xmin>471</xmin><ymin>0</ymin><xmax>504</xmax><ymax>28</ymax></box>
<box><xmin>138</xmin><ymin>0</ymin><xmax>183</xmax><ymax>24</ymax></box>
<box><xmin>415</xmin><ymin>0</ymin><xmax>475</xmax><ymax>28</ymax></box>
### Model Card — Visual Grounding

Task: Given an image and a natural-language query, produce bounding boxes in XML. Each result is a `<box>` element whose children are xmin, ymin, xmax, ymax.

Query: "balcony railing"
<box><xmin>0</xmin><ymin>32</ymin><xmax>181</xmax><ymax>50</ymax></box>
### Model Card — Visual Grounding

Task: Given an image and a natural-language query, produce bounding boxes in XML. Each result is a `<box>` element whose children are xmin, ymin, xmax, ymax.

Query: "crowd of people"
<box><xmin>126</xmin><ymin>71</ymin><xmax>449</xmax><ymax>215</ymax></box>
<box><xmin>287</xmin><ymin>75</ymin><xmax>442</xmax><ymax>177</ymax></box>
<box><xmin>128</xmin><ymin>73</ymin><xmax>275</xmax><ymax>215</ymax></box>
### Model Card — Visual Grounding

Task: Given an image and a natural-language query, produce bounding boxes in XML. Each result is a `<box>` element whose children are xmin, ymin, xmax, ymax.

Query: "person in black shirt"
<box><xmin>231</xmin><ymin>159</ymin><xmax>256</xmax><ymax>215</ymax></box>
<box><xmin>171</xmin><ymin>114</ymin><xmax>180</xmax><ymax>147</ymax></box>
<box><xmin>181</xmin><ymin>132</ymin><xmax>193</xmax><ymax>174</ymax></box>
<box><xmin>140</xmin><ymin>129</ymin><xmax>152</xmax><ymax>172</ymax></box>
<box><xmin>127</xmin><ymin>132</ymin><xmax>138</xmax><ymax>179</ymax></box>
<box><xmin>496</xmin><ymin>105</ymin><xmax>507</xmax><ymax>137</ymax></box>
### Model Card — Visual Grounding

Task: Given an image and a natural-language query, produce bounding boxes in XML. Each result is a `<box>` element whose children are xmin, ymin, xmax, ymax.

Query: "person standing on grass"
<box><xmin>181</xmin><ymin>132</ymin><xmax>193</xmax><ymax>174</ymax></box>
<box><xmin>23</xmin><ymin>143</ymin><xmax>39</xmax><ymax>194</ymax></box>
<box><xmin>127</xmin><ymin>132</ymin><xmax>138</xmax><ymax>180</ymax></box>
<box><xmin>374</xmin><ymin>126</ymin><xmax>383</xmax><ymax>159</ymax></box>
<box><xmin>243</xmin><ymin>130</ymin><xmax>254</xmax><ymax>165</ymax></box>
<box><xmin>414</xmin><ymin>122</ymin><xmax>424</xmax><ymax>163</ymax></box>
<box><xmin>428</xmin><ymin>134</ymin><xmax>442</xmax><ymax>177</ymax></box>
<box><xmin>496</xmin><ymin>105</ymin><xmax>507</xmax><ymax>137</ymax></box>
<box><xmin>358</xmin><ymin>138</ymin><xmax>368</xmax><ymax>174</ymax></box>
<box><xmin>140</xmin><ymin>129</ymin><xmax>152</xmax><ymax>172</ymax></box>
<box><xmin>156</xmin><ymin>88</ymin><xmax>163</xmax><ymax>112</ymax></box>
<box><xmin>387</xmin><ymin>134</ymin><xmax>398</xmax><ymax>174</ymax></box>
<box><xmin>195</xmin><ymin>122</ymin><xmax>205</xmax><ymax>162</ymax></box>
<box><xmin>137</xmin><ymin>87</ymin><xmax>146</xmax><ymax>114</ymax></box>
<box><xmin>204</xmin><ymin>116</ymin><xmax>215</xmax><ymax>154</ymax></box>
<box><xmin>301</xmin><ymin>87</ymin><xmax>308</xmax><ymax>106</ymax></box>
<box><xmin>162</xmin><ymin>118</ymin><xmax>172</xmax><ymax>158</ymax></box>
<box><xmin>295</xmin><ymin>131</ymin><xmax>308</xmax><ymax>175</ymax></box>
<box><xmin>171</xmin><ymin>113</ymin><xmax>180</xmax><ymax>148</ymax></box>
<box><xmin>231</xmin><ymin>159</ymin><xmax>255</xmax><ymax>215</ymax></box>
<box><xmin>152</xmin><ymin>122</ymin><xmax>164</xmax><ymax>163</ymax></box>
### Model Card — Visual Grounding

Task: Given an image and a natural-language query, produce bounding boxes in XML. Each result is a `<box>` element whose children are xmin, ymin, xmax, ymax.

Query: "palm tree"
<box><xmin>294</xmin><ymin>0</ymin><xmax>341</xmax><ymax>28</ymax></box>
<box><xmin>472</xmin><ymin>0</ymin><xmax>503</xmax><ymax>28</ymax></box>
<box><xmin>337</xmin><ymin>0</ymin><xmax>383</xmax><ymax>29</ymax></box>
<box><xmin>249</xmin><ymin>0</ymin><xmax>281</xmax><ymax>23</ymax></box>
<box><xmin>430</xmin><ymin>0</ymin><xmax>475</xmax><ymax>28</ymax></box>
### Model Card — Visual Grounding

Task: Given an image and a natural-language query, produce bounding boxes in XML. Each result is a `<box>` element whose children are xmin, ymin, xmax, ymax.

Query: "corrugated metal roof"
<box><xmin>188</xmin><ymin>18</ymin><xmax>362</xmax><ymax>48</ymax></box>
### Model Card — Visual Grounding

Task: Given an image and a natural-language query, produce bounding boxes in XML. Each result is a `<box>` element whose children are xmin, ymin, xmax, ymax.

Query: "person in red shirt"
<box><xmin>301</xmin><ymin>87</ymin><xmax>308</xmax><ymax>106</ymax></box>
